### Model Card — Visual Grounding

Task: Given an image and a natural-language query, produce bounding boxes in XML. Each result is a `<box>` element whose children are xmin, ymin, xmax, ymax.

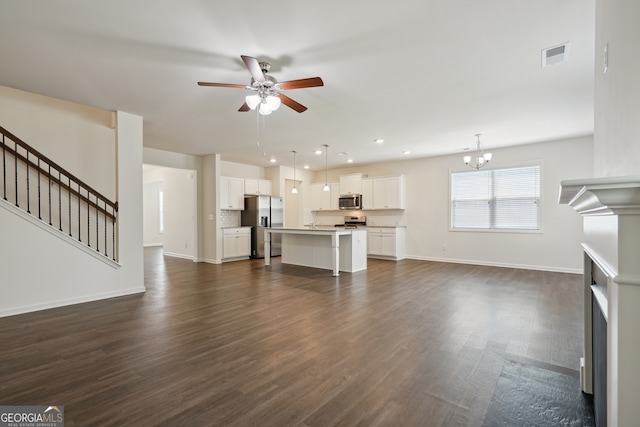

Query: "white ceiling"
<box><xmin>0</xmin><ymin>0</ymin><xmax>594</xmax><ymax>171</ymax></box>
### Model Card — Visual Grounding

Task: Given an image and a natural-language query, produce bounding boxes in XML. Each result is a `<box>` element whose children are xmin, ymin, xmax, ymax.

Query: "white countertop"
<box><xmin>268</xmin><ymin>226</ymin><xmax>366</xmax><ymax>234</ymax></box>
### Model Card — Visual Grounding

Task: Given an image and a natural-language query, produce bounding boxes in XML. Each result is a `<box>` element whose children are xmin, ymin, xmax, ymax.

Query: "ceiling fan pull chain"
<box><xmin>255</xmin><ymin>108</ymin><xmax>261</xmax><ymax>149</ymax></box>
<box><xmin>261</xmin><ymin>114</ymin><xmax>267</xmax><ymax>157</ymax></box>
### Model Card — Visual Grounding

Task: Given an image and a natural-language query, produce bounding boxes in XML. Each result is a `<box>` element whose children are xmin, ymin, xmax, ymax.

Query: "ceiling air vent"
<box><xmin>542</xmin><ymin>43</ymin><xmax>569</xmax><ymax>67</ymax></box>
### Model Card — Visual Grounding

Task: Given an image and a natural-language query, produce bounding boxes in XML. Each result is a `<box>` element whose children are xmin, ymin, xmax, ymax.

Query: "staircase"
<box><xmin>0</xmin><ymin>125</ymin><xmax>118</xmax><ymax>261</ymax></box>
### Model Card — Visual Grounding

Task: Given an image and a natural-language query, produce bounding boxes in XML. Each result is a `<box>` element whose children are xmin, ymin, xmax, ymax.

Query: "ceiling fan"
<box><xmin>198</xmin><ymin>55</ymin><xmax>324</xmax><ymax>115</ymax></box>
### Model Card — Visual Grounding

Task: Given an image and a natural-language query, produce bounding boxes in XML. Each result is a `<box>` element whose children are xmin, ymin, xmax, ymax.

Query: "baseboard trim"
<box><xmin>163</xmin><ymin>251</ymin><xmax>195</xmax><ymax>261</ymax></box>
<box><xmin>202</xmin><ymin>258</ymin><xmax>222</xmax><ymax>265</ymax></box>
<box><xmin>0</xmin><ymin>286</ymin><xmax>146</xmax><ymax>318</ymax></box>
<box><xmin>144</xmin><ymin>243</ymin><xmax>163</xmax><ymax>248</ymax></box>
<box><xmin>405</xmin><ymin>255</ymin><xmax>582</xmax><ymax>274</ymax></box>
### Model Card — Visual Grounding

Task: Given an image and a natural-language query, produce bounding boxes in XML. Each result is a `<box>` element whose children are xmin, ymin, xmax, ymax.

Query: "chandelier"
<box><xmin>463</xmin><ymin>134</ymin><xmax>492</xmax><ymax>169</ymax></box>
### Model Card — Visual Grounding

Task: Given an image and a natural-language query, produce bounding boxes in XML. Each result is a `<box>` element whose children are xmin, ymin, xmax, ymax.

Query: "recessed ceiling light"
<box><xmin>314</xmin><ymin>149</ymin><xmax>323</xmax><ymax>155</ymax></box>
<box><xmin>270</xmin><ymin>158</ymin><xmax>277</xmax><ymax>163</ymax></box>
<box><xmin>374</xmin><ymin>138</ymin><xmax>384</xmax><ymax>144</ymax></box>
<box><xmin>347</xmin><ymin>159</ymin><xmax>354</xmax><ymax>163</ymax></box>
<box><xmin>402</xmin><ymin>150</ymin><xmax>411</xmax><ymax>155</ymax></box>
<box><xmin>303</xmin><ymin>164</ymin><xmax>309</xmax><ymax>169</ymax></box>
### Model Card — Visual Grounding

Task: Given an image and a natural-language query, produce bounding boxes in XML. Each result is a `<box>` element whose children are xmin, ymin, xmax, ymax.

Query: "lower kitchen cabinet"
<box><xmin>223</xmin><ymin>227</ymin><xmax>251</xmax><ymax>260</ymax></box>
<box><xmin>367</xmin><ymin>227</ymin><xmax>406</xmax><ymax>260</ymax></box>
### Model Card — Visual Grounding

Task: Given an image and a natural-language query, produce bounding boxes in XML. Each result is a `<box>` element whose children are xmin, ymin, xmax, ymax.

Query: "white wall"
<box><xmin>0</xmin><ymin>85</ymin><xmax>116</xmax><ymax>199</ymax></box>
<box><xmin>594</xmin><ymin>0</ymin><xmax>640</xmax><ymax>177</ymax></box>
<box><xmin>0</xmin><ymin>106</ymin><xmax>145</xmax><ymax>317</ymax></box>
<box><xmin>220</xmin><ymin>160</ymin><xmax>264</xmax><ymax>178</ymax></box>
<box><xmin>311</xmin><ymin>136</ymin><xmax>593</xmax><ymax>273</ymax></box>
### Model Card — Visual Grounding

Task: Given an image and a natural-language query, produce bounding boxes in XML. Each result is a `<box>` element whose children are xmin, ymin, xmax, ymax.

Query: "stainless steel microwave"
<box><xmin>338</xmin><ymin>194</ymin><xmax>362</xmax><ymax>210</ymax></box>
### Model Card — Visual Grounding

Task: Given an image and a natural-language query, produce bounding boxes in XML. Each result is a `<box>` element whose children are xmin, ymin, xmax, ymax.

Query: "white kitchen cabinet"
<box><xmin>372</xmin><ymin>175</ymin><xmax>405</xmax><ymax>209</ymax></box>
<box><xmin>244</xmin><ymin>178</ymin><xmax>272</xmax><ymax>195</ymax></box>
<box><xmin>330</xmin><ymin>182</ymin><xmax>341</xmax><ymax>210</ymax></box>
<box><xmin>339</xmin><ymin>173</ymin><xmax>366</xmax><ymax>195</ymax></box>
<box><xmin>367</xmin><ymin>227</ymin><xmax>406</xmax><ymax>260</ymax></box>
<box><xmin>311</xmin><ymin>182</ymin><xmax>337</xmax><ymax>211</ymax></box>
<box><xmin>222</xmin><ymin>227</ymin><xmax>251</xmax><ymax>259</ymax></box>
<box><xmin>362</xmin><ymin>178</ymin><xmax>373</xmax><ymax>210</ymax></box>
<box><xmin>220</xmin><ymin>176</ymin><xmax>245</xmax><ymax>210</ymax></box>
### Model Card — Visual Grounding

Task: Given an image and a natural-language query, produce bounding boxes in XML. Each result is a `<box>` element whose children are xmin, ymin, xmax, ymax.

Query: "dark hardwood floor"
<box><xmin>0</xmin><ymin>248</ymin><xmax>593</xmax><ymax>426</ymax></box>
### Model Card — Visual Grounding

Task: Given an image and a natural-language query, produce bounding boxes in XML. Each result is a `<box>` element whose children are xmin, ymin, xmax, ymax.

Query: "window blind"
<box><xmin>451</xmin><ymin>165</ymin><xmax>540</xmax><ymax>230</ymax></box>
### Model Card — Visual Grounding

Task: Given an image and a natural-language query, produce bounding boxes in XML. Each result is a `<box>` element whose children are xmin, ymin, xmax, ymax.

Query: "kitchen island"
<box><xmin>264</xmin><ymin>227</ymin><xmax>367</xmax><ymax>276</ymax></box>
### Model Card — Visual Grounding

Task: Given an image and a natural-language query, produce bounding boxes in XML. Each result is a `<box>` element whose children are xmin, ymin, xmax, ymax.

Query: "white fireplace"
<box><xmin>559</xmin><ymin>176</ymin><xmax>640</xmax><ymax>427</ymax></box>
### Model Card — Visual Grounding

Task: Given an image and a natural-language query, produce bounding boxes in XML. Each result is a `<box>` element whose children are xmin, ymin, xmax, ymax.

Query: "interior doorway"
<box><xmin>143</xmin><ymin>164</ymin><xmax>197</xmax><ymax>260</ymax></box>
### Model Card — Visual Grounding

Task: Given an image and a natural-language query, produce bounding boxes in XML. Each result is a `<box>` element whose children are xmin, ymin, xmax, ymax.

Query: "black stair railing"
<box><xmin>0</xmin><ymin>125</ymin><xmax>118</xmax><ymax>261</ymax></box>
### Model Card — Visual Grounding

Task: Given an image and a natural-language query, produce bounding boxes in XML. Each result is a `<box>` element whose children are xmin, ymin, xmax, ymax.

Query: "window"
<box><xmin>450</xmin><ymin>165</ymin><xmax>540</xmax><ymax>231</ymax></box>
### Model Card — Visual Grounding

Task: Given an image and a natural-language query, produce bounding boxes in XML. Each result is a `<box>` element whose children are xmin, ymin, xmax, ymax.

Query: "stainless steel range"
<box><xmin>335</xmin><ymin>215</ymin><xmax>366</xmax><ymax>229</ymax></box>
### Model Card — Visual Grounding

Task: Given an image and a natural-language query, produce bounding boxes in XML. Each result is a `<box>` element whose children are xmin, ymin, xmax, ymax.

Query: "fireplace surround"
<box><xmin>559</xmin><ymin>176</ymin><xmax>640</xmax><ymax>426</ymax></box>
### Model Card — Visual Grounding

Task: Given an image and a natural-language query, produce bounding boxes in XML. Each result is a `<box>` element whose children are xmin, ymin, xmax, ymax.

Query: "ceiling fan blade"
<box><xmin>238</xmin><ymin>103</ymin><xmax>251</xmax><ymax>112</ymax></box>
<box><xmin>279</xmin><ymin>94</ymin><xmax>307</xmax><ymax>113</ymax></box>
<box><xmin>278</xmin><ymin>77</ymin><xmax>324</xmax><ymax>90</ymax></box>
<box><xmin>198</xmin><ymin>82</ymin><xmax>247</xmax><ymax>89</ymax></box>
<box><xmin>241</xmin><ymin>55</ymin><xmax>265</xmax><ymax>83</ymax></box>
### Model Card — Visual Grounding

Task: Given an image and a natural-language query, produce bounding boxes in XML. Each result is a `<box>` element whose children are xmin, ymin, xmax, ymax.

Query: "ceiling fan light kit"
<box><xmin>199</xmin><ymin>55</ymin><xmax>324</xmax><ymax>115</ymax></box>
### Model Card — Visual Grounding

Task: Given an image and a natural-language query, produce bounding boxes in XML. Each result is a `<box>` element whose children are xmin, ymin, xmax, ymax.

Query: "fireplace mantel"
<box><xmin>559</xmin><ymin>175</ymin><xmax>640</xmax><ymax>215</ymax></box>
<box><xmin>559</xmin><ymin>175</ymin><xmax>640</xmax><ymax>427</ymax></box>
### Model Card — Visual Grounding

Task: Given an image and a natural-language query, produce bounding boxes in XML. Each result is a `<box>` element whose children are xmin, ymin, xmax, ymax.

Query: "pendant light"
<box><xmin>323</xmin><ymin>144</ymin><xmax>330</xmax><ymax>191</ymax></box>
<box><xmin>291</xmin><ymin>150</ymin><xmax>298</xmax><ymax>194</ymax></box>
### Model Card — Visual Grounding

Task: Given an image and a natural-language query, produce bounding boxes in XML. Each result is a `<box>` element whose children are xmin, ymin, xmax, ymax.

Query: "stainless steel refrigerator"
<box><xmin>241</xmin><ymin>195</ymin><xmax>283</xmax><ymax>258</ymax></box>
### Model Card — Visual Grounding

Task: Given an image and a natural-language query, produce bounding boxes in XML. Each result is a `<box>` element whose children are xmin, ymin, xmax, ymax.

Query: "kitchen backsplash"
<box><xmin>220</xmin><ymin>210</ymin><xmax>241</xmax><ymax>227</ymax></box>
<box><xmin>311</xmin><ymin>209</ymin><xmax>406</xmax><ymax>227</ymax></box>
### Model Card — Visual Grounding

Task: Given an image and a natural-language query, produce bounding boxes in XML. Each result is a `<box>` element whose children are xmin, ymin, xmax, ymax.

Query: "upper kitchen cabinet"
<box><xmin>362</xmin><ymin>179</ymin><xmax>373</xmax><ymax>210</ymax></box>
<box><xmin>372</xmin><ymin>176</ymin><xmax>405</xmax><ymax>209</ymax></box>
<box><xmin>339</xmin><ymin>173</ymin><xmax>366</xmax><ymax>195</ymax></box>
<box><xmin>329</xmin><ymin>182</ymin><xmax>341</xmax><ymax>210</ymax></box>
<box><xmin>310</xmin><ymin>182</ymin><xmax>333</xmax><ymax>211</ymax></box>
<box><xmin>220</xmin><ymin>176</ymin><xmax>245</xmax><ymax>210</ymax></box>
<box><xmin>244</xmin><ymin>178</ymin><xmax>272</xmax><ymax>196</ymax></box>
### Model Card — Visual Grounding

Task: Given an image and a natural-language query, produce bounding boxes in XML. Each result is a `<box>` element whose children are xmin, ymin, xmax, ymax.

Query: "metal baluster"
<box><xmin>26</xmin><ymin>151</ymin><xmax>30</xmax><ymax>213</ymax></box>
<box><xmin>96</xmin><ymin>194</ymin><xmax>99</xmax><ymax>252</ymax></box>
<box><xmin>37</xmin><ymin>159</ymin><xmax>41</xmax><ymax>219</ymax></box>
<box><xmin>78</xmin><ymin>182</ymin><xmax>81</xmax><ymax>242</ymax></box>
<box><xmin>112</xmin><ymin>207</ymin><xmax>116</xmax><ymax>261</ymax></box>
<box><xmin>14</xmin><ymin>141</ymin><xmax>18</xmax><ymax>207</ymax></box>
<box><xmin>104</xmin><ymin>200</ymin><xmax>108</xmax><ymax>257</ymax></box>
<box><xmin>2</xmin><ymin>134</ymin><xmax>6</xmax><ymax>200</ymax></box>
<box><xmin>68</xmin><ymin>176</ymin><xmax>72</xmax><ymax>236</ymax></box>
<box><xmin>87</xmin><ymin>190</ymin><xmax>91</xmax><ymax>248</ymax></box>
<box><xmin>48</xmin><ymin>164</ymin><xmax>52</xmax><ymax>225</ymax></box>
<box><xmin>58</xmin><ymin>170</ymin><xmax>62</xmax><ymax>231</ymax></box>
